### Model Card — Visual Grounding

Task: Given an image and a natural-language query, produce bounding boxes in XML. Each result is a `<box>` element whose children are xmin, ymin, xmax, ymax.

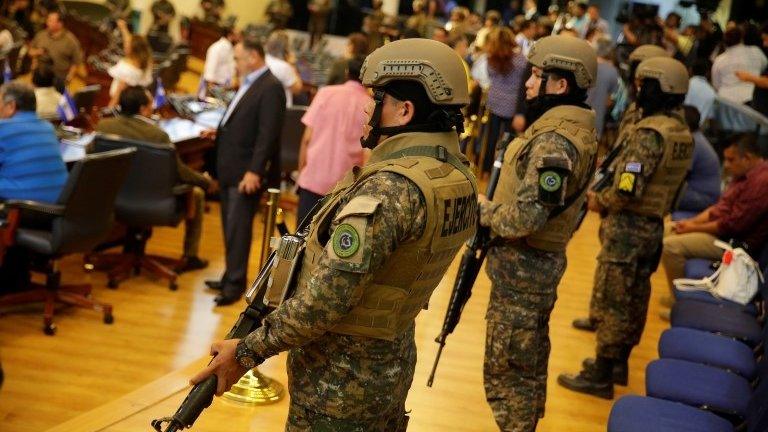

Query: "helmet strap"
<box><xmin>361</xmin><ymin>89</ymin><xmax>464</xmax><ymax>148</ymax></box>
<box><xmin>360</xmin><ymin>89</ymin><xmax>386</xmax><ymax>149</ymax></box>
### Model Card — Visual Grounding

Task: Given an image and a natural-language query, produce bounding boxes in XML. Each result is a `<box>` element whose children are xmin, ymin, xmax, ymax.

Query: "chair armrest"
<box><xmin>172</xmin><ymin>184</ymin><xmax>193</xmax><ymax>196</ymax></box>
<box><xmin>4</xmin><ymin>200</ymin><xmax>66</xmax><ymax>216</ymax></box>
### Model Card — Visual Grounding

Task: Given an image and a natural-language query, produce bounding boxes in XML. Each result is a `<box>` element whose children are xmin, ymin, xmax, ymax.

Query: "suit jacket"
<box><xmin>95</xmin><ymin>115</ymin><xmax>210</xmax><ymax>190</ymax></box>
<box><xmin>216</xmin><ymin>70</ymin><xmax>286</xmax><ymax>187</ymax></box>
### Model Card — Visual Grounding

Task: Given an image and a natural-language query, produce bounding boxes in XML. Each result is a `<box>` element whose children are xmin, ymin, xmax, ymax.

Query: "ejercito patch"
<box><xmin>332</xmin><ymin>223</ymin><xmax>360</xmax><ymax>258</ymax></box>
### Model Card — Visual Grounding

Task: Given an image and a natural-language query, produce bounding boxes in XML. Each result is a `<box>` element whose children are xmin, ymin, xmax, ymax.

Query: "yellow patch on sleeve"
<box><xmin>618</xmin><ymin>172</ymin><xmax>636</xmax><ymax>195</ymax></box>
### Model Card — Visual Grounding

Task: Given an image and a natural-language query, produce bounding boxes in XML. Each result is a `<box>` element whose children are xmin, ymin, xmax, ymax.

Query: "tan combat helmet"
<box><xmin>635</xmin><ymin>57</ymin><xmax>689</xmax><ymax>94</ymax></box>
<box><xmin>628</xmin><ymin>44</ymin><xmax>670</xmax><ymax>63</ymax></box>
<box><xmin>360</xmin><ymin>38</ymin><xmax>470</xmax><ymax>106</ymax></box>
<box><xmin>526</xmin><ymin>34</ymin><xmax>597</xmax><ymax>89</ymax></box>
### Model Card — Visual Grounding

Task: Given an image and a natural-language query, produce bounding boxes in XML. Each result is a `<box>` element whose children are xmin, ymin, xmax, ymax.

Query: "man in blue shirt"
<box><xmin>0</xmin><ymin>82</ymin><xmax>68</xmax><ymax>203</ymax></box>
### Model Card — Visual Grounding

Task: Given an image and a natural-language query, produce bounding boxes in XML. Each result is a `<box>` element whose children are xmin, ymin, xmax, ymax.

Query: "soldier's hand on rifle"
<box><xmin>586</xmin><ymin>191</ymin><xmax>602</xmax><ymax>213</ymax></box>
<box><xmin>478</xmin><ymin>194</ymin><xmax>489</xmax><ymax>205</ymax></box>
<box><xmin>190</xmin><ymin>339</ymin><xmax>248</xmax><ymax>396</ymax></box>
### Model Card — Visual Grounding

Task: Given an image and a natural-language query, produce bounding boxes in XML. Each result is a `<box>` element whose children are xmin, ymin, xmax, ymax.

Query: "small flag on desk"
<box><xmin>56</xmin><ymin>89</ymin><xmax>77</xmax><ymax>122</ymax></box>
<box><xmin>196</xmin><ymin>77</ymin><xmax>207</xmax><ymax>100</ymax></box>
<box><xmin>154</xmin><ymin>78</ymin><xmax>167</xmax><ymax>109</ymax></box>
<box><xmin>3</xmin><ymin>59</ymin><xmax>12</xmax><ymax>83</ymax></box>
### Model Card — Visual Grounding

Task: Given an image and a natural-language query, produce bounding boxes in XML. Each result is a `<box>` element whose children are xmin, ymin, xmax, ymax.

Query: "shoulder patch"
<box><xmin>624</xmin><ymin>162</ymin><xmax>643</xmax><ymax>173</ymax></box>
<box><xmin>332</xmin><ymin>223</ymin><xmax>360</xmax><ymax>258</ymax></box>
<box><xmin>618</xmin><ymin>172</ymin><xmax>637</xmax><ymax>195</ymax></box>
<box><xmin>539</xmin><ymin>170</ymin><xmax>562</xmax><ymax>192</ymax></box>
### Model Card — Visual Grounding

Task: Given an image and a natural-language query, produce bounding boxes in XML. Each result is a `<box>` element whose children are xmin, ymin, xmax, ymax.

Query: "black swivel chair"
<box><xmin>86</xmin><ymin>134</ymin><xmax>193</xmax><ymax>290</ymax></box>
<box><xmin>0</xmin><ymin>148</ymin><xmax>136</xmax><ymax>335</ymax></box>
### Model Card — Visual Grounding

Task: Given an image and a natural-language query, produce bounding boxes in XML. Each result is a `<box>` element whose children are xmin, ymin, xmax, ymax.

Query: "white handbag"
<box><xmin>674</xmin><ymin>240</ymin><xmax>764</xmax><ymax>305</ymax></box>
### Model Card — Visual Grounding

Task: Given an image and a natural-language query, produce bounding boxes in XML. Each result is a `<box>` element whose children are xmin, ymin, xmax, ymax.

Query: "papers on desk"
<box><xmin>60</xmin><ymin>133</ymin><xmax>95</xmax><ymax>163</ymax></box>
<box><xmin>159</xmin><ymin>118</ymin><xmax>208</xmax><ymax>143</ymax></box>
<box><xmin>194</xmin><ymin>108</ymin><xmax>225</xmax><ymax>129</ymax></box>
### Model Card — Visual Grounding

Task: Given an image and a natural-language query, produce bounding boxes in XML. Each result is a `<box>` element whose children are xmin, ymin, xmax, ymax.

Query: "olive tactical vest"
<box><xmin>494</xmin><ymin>105</ymin><xmax>598</xmax><ymax>252</ymax></box>
<box><xmin>300</xmin><ymin>132</ymin><xmax>478</xmax><ymax>341</ymax></box>
<box><xmin>623</xmin><ymin>113</ymin><xmax>693</xmax><ymax>218</ymax></box>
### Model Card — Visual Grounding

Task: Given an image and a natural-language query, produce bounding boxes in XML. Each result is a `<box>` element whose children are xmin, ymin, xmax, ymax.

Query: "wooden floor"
<box><xmin>0</xmin><ymin>201</ymin><xmax>675</xmax><ymax>431</ymax></box>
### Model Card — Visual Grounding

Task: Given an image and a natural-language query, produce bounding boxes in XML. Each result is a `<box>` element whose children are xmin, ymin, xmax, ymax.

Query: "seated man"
<box><xmin>662</xmin><ymin>133</ymin><xmax>768</xmax><ymax>300</ymax></box>
<box><xmin>0</xmin><ymin>82</ymin><xmax>69</xmax><ymax>293</ymax></box>
<box><xmin>96</xmin><ymin>86</ymin><xmax>212</xmax><ymax>273</ymax></box>
<box><xmin>675</xmin><ymin>105</ymin><xmax>721</xmax><ymax>216</ymax></box>
<box><xmin>0</xmin><ymin>82</ymin><xmax>68</xmax><ymax>202</ymax></box>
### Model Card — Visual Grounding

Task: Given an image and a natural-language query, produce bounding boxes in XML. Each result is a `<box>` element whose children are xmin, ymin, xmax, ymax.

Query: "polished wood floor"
<box><xmin>0</xmin><ymin>201</ymin><xmax>674</xmax><ymax>431</ymax></box>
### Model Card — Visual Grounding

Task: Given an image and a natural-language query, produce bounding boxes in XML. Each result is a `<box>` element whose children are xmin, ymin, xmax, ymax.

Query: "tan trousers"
<box><xmin>661</xmin><ymin>222</ymin><xmax>722</xmax><ymax>293</ymax></box>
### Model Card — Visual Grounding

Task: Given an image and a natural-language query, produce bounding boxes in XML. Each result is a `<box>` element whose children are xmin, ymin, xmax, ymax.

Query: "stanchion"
<box><xmin>222</xmin><ymin>187</ymin><xmax>284</xmax><ymax>405</ymax></box>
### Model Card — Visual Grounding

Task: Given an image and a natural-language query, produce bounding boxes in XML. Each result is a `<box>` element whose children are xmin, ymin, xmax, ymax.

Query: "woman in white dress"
<box><xmin>108</xmin><ymin>19</ymin><xmax>154</xmax><ymax>107</ymax></box>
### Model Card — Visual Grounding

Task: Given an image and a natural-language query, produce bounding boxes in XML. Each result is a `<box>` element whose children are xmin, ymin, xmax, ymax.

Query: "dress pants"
<box><xmin>219</xmin><ymin>186</ymin><xmax>262</xmax><ymax>295</ymax></box>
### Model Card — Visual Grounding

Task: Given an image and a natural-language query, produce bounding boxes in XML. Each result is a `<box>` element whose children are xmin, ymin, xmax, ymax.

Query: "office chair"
<box><xmin>85</xmin><ymin>134</ymin><xmax>194</xmax><ymax>290</ymax></box>
<box><xmin>0</xmin><ymin>148</ymin><xmax>136</xmax><ymax>335</ymax></box>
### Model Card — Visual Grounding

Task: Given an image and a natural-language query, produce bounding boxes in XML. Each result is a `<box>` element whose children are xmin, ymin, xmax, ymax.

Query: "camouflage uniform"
<box><xmin>243</xmin><ymin>131</ymin><xmax>476</xmax><ymax>431</ymax></box>
<box><xmin>591</xmin><ymin>129</ymin><xmax>666</xmax><ymax>359</ymax></box>
<box><xmin>480</xmin><ymin>131</ymin><xmax>587</xmax><ymax>431</ymax></box>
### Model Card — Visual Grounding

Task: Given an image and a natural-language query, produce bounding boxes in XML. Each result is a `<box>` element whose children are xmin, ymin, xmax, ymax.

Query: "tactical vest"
<box><xmin>623</xmin><ymin>113</ymin><xmax>693</xmax><ymax>218</ymax></box>
<box><xmin>494</xmin><ymin>105</ymin><xmax>598</xmax><ymax>252</ymax></box>
<box><xmin>300</xmin><ymin>132</ymin><xmax>478</xmax><ymax>341</ymax></box>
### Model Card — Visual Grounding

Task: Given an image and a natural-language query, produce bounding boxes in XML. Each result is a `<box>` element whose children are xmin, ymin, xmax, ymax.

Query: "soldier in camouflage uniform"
<box><xmin>572</xmin><ymin>44</ymin><xmax>671</xmax><ymax>333</ymax></box>
<box><xmin>190</xmin><ymin>39</ymin><xmax>477</xmax><ymax>431</ymax></box>
<box><xmin>557</xmin><ymin>57</ymin><xmax>694</xmax><ymax>399</ymax></box>
<box><xmin>480</xmin><ymin>35</ymin><xmax>598</xmax><ymax>432</ymax></box>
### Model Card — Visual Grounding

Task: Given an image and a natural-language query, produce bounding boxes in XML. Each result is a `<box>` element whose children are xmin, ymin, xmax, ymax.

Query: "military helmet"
<box><xmin>526</xmin><ymin>35</ymin><xmax>597</xmax><ymax>89</ymax></box>
<box><xmin>635</xmin><ymin>57</ymin><xmax>689</xmax><ymax>94</ymax></box>
<box><xmin>360</xmin><ymin>38</ymin><xmax>470</xmax><ymax>106</ymax></box>
<box><xmin>628</xmin><ymin>44</ymin><xmax>670</xmax><ymax>63</ymax></box>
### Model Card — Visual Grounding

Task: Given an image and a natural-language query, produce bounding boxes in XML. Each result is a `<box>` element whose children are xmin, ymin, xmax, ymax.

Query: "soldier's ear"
<box><xmin>400</xmin><ymin>100</ymin><xmax>415</xmax><ymax>125</ymax></box>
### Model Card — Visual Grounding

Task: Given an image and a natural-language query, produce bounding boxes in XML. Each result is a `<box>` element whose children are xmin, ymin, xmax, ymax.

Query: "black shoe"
<box><xmin>176</xmin><ymin>256</ymin><xmax>209</xmax><ymax>274</ymax></box>
<box><xmin>582</xmin><ymin>358</ymin><xmax>628</xmax><ymax>386</ymax></box>
<box><xmin>204</xmin><ymin>279</ymin><xmax>223</xmax><ymax>290</ymax></box>
<box><xmin>557</xmin><ymin>359</ymin><xmax>614</xmax><ymax>399</ymax></box>
<box><xmin>214</xmin><ymin>290</ymin><xmax>243</xmax><ymax>306</ymax></box>
<box><xmin>572</xmin><ymin>317</ymin><xmax>597</xmax><ymax>332</ymax></box>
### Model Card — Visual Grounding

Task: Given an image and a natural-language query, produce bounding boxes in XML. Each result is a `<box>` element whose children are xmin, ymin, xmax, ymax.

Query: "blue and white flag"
<box><xmin>57</xmin><ymin>89</ymin><xmax>77</xmax><ymax>122</ymax></box>
<box><xmin>153</xmin><ymin>78</ymin><xmax>167</xmax><ymax>109</ymax></box>
<box><xmin>3</xmin><ymin>59</ymin><xmax>12</xmax><ymax>83</ymax></box>
<box><xmin>196</xmin><ymin>77</ymin><xmax>207</xmax><ymax>100</ymax></box>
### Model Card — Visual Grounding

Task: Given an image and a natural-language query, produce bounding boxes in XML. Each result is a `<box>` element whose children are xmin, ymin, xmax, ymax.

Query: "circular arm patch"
<box><xmin>539</xmin><ymin>170</ymin><xmax>562</xmax><ymax>192</ymax></box>
<box><xmin>332</xmin><ymin>223</ymin><xmax>360</xmax><ymax>258</ymax></box>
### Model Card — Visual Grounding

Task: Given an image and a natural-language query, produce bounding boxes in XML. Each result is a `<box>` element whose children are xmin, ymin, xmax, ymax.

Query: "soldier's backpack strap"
<box><xmin>384</xmin><ymin>145</ymin><xmax>476</xmax><ymax>193</ymax></box>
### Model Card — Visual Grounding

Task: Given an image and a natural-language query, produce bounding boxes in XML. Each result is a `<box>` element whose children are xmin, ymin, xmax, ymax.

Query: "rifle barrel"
<box><xmin>426</xmin><ymin>341</ymin><xmax>446</xmax><ymax>387</ymax></box>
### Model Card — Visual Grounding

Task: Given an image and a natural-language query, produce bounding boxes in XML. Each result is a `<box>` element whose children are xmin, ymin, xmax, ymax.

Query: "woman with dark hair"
<box><xmin>107</xmin><ymin>19</ymin><xmax>154</xmax><ymax>107</ymax></box>
<box><xmin>480</xmin><ymin>26</ymin><xmax>528</xmax><ymax>175</ymax></box>
<box><xmin>31</xmin><ymin>60</ymin><xmax>62</xmax><ymax>119</ymax></box>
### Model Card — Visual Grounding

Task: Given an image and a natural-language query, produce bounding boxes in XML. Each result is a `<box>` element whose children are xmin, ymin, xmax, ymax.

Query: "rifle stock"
<box><xmin>427</xmin><ymin>132</ymin><xmax>513</xmax><ymax>387</ymax></box>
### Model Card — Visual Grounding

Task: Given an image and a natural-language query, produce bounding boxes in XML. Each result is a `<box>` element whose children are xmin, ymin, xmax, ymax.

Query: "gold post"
<box><xmin>222</xmin><ymin>188</ymin><xmax>285</xmax><ymax>406</ymax></box>
<box><xmin>259</xmin><ymin>188</ymin><xmax>281</xmax><ymax>268</ymax></box>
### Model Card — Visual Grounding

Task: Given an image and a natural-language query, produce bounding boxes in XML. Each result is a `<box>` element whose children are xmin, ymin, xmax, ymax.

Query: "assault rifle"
<box><xmin>427</xmin><ymin>132</ymin><xmax>514</xmax><ymax>387</ymax></box>
<box><xmin>591</xmin><ymin>141</ymin><xmax>625</xmax><ymax>193</ymax></box>
<box><xmin>150</xmin><ymin>202</ymin><xmax>320</xmax><ymax>432</ymax></box>
<box><xmin>573</xmin><ymin>139</ymin><xmax>627</xmax><ymax>229</ymax></box>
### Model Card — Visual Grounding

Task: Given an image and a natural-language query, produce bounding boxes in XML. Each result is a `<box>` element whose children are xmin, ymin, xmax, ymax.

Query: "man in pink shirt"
<box><xmin>296</xmin><ymin>58</ymin><xmax>371</xmax><ymax>222</ymax></box>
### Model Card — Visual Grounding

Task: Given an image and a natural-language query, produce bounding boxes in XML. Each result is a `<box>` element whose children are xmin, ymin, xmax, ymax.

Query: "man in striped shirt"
<box><xmin>0</xmin><ymin>82</ymin><xmax>67</xmax><ymax>203</ymax></box>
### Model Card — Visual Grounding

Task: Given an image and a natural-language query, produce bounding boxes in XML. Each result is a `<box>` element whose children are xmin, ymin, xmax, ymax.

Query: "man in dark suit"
<box><xmin>95</xmin><ymin>86</ymin><xmax>213</xmax><ymax>273</ymax></box>
<box><xmin>204</xmin><ymin>37</ymin><xmax>286</xmax><ymax>306</ymax></box>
